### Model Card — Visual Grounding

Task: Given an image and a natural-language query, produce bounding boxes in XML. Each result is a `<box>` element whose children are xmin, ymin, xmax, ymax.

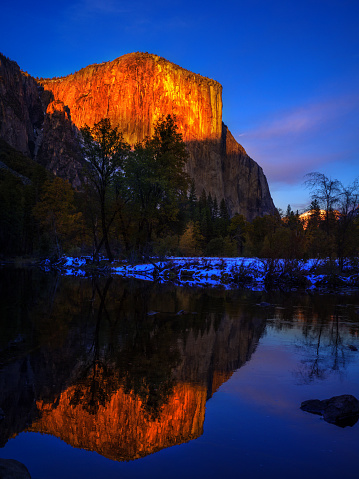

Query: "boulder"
<box><xmin>300</xmin><ymin>394</ymin><xmax>359</xmax><ymax>427</ymax></box>
<box><xmin>0</xmin><ymin>459</ymin><xmax>31</xmax><ymax>479</ymax></box>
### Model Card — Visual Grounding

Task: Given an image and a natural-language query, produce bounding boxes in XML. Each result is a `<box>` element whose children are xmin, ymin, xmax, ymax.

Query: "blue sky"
<box><xmin>1</xmin><ymin>0</ymin><xmax>358</xmax><ymax>211</ymax></box>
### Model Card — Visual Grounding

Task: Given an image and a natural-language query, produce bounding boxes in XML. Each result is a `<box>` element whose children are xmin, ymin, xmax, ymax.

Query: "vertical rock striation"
<box><xmin>40</xmin><ymin>52</ymin><xmax>275</xmax><ymax>218</ymax></box>
<box><xmin>29</xmin><ymin>382</ymin><xmax>207</xmax><ymax>461</ymax></box>
<box><xmin>41</xmin><ymin>52</ymin><xmax>223</xmax><ymax>145</ymax></box>
<box><xmin>36</xmin><ymin>99</ymin><xmax>83</xmax><ymax>188</ymax></box>
<box><xmin>0</xmin><ymin>53</ymin><xmax>43</xmax><ymax>157</ymax></box>
<box><xmin>0</xmin><ymin>51</ymin><xmax>276</xmax><ymax>218</ymax></box>
<box><xmin>0</xmin><ymin>53</ymin><xmax>84</xmax><ymax>184</ymax></box>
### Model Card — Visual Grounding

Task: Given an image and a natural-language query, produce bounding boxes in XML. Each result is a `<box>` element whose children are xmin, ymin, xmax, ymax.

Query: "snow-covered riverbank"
<box><xmin>38</xmin><ymin>256</ymin><xmax>359</xmax><ymax>291</ymax></box>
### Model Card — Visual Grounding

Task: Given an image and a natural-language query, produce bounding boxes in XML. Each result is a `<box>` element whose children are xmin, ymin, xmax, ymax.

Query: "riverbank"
<box><xmin>25</xmin><ymin>256</ymin><xmax>359</xmax><ymax>292</ymax></box>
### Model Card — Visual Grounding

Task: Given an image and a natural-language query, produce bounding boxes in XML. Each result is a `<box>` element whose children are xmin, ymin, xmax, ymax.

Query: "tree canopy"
<box><xmin>81</xmin><ymin>118</ymin><xmax>130</xmax><ymax>261</ymax></box>
<box><xmin>122</xmin><ymin>114</ymin><xmax>190</xmax><ymax>249</ymax></box>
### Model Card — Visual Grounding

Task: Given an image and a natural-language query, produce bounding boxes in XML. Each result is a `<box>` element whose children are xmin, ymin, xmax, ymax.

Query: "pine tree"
<box><xmin>122</xmin><ymin>115</ymin><xmax>190</xmax><ymax>249</ymax></box>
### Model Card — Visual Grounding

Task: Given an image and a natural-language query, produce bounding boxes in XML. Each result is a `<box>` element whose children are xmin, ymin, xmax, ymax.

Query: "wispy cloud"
<box><xmin>239</xmin><ymin>94</ymin><xmax>359</xmax><ymax>141</ymax></box>
<box><xmin>261</xmin><ymin>151</ymin><xmax>344</xmax><ymax>184</ymax></box>
<box><xmin>235</xmin><ymin>94</ymin><xmax>359</xmax><ymax>190</ymax></box>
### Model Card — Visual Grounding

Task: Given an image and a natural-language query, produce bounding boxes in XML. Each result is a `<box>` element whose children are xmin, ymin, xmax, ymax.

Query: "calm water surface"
<box><xmin>0</xmin><ymin>267</ymin><xmax>358</xmax><ymax>478</ymax></box>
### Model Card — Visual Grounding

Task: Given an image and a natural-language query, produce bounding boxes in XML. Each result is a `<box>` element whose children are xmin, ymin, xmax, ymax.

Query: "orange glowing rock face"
<box><xmin>38</xmin><ymin>51</ymin><xmax>276</xmax><ymax>219</ymax></box>
<box><xmin>298</xmin><ymin>209</ymin><xmax>340</xmax><ymax>228</ymax></box>
<box><xmin>41</xmin><ymin>52</ymin><xmax>223</xmax><ymax>146</ymax></box>
<box><xmin>28</xmin><ymin>381</ymin><xmax>207</xmax><ymax>461</ymax></box>
<box><xmin>211</xmin><ymin>370</ymin><xmax>233</xmax><ymax>394</ymax></box>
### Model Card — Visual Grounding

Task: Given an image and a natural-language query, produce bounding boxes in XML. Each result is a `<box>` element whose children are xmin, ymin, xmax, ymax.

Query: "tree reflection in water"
<box><xmin>70</xmin><ymin>277</ymin><xmax>119</xmax><ymax>415</ymax></box>
<box><xmin>0</xmin><ymin>267</ymin><xmax>358</xmax><ymax>462</ymax></box>
<box><xmin>69</xmin><ymin>276</ymin><xmax>181</xmax><ymax>419</ymax></box>
<box><xmin>261</xmin><ymin>292</ymin><xmax>359</xmax><ymax>384</ymax></box>
<box><xmin>295</xmin><ymin>311</ymin><xmax>352</xmax><ymax>384</ymax></box>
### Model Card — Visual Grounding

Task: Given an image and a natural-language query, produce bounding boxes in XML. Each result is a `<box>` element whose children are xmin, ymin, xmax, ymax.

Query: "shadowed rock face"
<box><xmin>221</xmin><ymin>126</ymin><xmax>275</xmax><ymax>218</ymax></box>
<box><xmin>0</xmin><ymin>54</ymin><xmax>43</xmax><ymax>158</ymax></box>
<box><xmin>36</xmin><ymin>100</ymin><xmax>83</xmax><ymax>189</ymax></box>
<box><xmin>0</xmin><ymin>53</ymin><xmax>84</xmax><ymax>187</ymax></box>
<box><xmin>0</xmin><ymin>51</ymin><xmax>276</xmax><ymax>219</ymax></box>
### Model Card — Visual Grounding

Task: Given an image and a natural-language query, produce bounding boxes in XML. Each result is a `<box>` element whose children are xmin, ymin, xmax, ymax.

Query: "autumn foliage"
<box><xmin>1</xmin><ymin>121</ymin><xmax>358</xmax><ymax>265</ymax></box>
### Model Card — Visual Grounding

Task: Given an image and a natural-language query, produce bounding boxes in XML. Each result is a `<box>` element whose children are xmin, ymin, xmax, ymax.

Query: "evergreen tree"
<box><xmin>123</xmin><ymin>115</ymin><xmax>190</xmax><ymax>249</ymax></box>
<box><xmin>212</xmin><ymin>197</ymin><xmax>219</xmax><ymax>220</ymax></box>
<box><xmin>219</xmin><ymin>198</ymin><xmax>229</xmax><ymax>221</ymax></box>
<box><xmin>207</xmin><ymin>193</ymin><xmax>214</xmax><ymax>219</ymax></box>
<box><xmin>216</xmin><ymin>198</ymin><xmax>230</xmax><ymax>237</ymax></box>
<box><xmin>187</xmin><ymin>180</ymin><xmax>197</xmax><ymax>221</ymax></box>
<box><xmin>228</xmin><ymin>214</ymin><xmax>247</xmax><ymax>255</ymax></box>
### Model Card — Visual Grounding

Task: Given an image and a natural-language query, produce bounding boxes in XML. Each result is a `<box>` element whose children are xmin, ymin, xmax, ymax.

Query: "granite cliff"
<box><xmin>0</xmin><ymin>51</ymin><xmax>275</xmax><ymax>219</ymax></box>
<box><xmin>0</xmin><ymin>54</ymin><xmax>43</xmax><ymax>158</ymax></box>
<box><xmin>0</xmin><ymin>53</ymin><xmax>83</xmax><ymax>188</ymax></box>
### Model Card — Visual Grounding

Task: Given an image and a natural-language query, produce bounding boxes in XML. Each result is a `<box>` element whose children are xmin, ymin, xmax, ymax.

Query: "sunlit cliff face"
<box><xmin>299</xmin><ymin>209</ymin><xmax>339</xmax><ymax>228</ymax></box>
<box><xmin>41</xmin><ymin>52</ymin><xmax>223</xmax><ymax>145</ymax></box>
<box><xmin>28</xmin><ymin>381</ymin><xmax>207</xmax><ymax>461</ymax></box>
<box><xmin>0</xmin><ymin>51</ymin><xmax>276</xmax><ymax>219</ymax></box>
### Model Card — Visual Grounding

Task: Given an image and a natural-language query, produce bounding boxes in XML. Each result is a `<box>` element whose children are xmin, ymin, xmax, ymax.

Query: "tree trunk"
<box><xmin>101</xmin><ymin>198</ymin><xmax>113</xmax><ymax>262</ymax></box>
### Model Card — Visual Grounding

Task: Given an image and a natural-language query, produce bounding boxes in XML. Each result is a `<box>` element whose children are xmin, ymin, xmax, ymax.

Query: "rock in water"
<box><xmin>300</xmin><ymin>394</ymin><xmax>359</xmax><ymax>427</ymax></box>
<box><xmin>0</xmin><ymin>459</ymin><xmax>31</xmax><ymax>479</ymax></box>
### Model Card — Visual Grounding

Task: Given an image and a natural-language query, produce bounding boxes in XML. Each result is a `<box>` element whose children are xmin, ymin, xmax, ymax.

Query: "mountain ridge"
<box><xmin>0</xmin><ymin>51</ymin><xmax>276</xmax><ymax>219</ymax></box>
<box><xmin>40</xmin><ymin>52</ymin><xmax>220</xmax><ymax>87</ymax></box>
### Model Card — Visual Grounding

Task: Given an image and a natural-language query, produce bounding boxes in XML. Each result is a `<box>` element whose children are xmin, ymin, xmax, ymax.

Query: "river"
<box><xmin>0</xmin><ymin>267</ymin><xmax>358</xmax><ymax>478</ymax></box>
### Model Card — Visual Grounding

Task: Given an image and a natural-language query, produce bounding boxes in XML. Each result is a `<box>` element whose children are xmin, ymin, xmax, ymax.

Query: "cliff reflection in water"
<box><xmin>0</xmin><ymin>269</ymin><xmax>265</xmax><ymax>461</ymax></box>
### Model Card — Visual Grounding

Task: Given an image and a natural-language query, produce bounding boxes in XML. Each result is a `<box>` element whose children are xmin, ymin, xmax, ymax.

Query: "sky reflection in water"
<box><xmin>0</xmin><ymin>268</ymin><xmax>358</xmax><ymax>479</ymax></box>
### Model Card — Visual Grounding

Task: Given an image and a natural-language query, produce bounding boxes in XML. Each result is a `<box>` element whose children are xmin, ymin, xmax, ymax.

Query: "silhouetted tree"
<box><xmin>33</xmin><ymin>177</ymin><xmax>83</xmax><ymax>257</ymax></box>
<box><xmin>123</xmin><ymin>115</ymin><xmax>190</xmax><ymax>249</ymax></box>
<box><xmin>304</xmin><ymin>172</ymin><xmax>342</xmax><ymax>235</ymax></box>
<box><xmin>81</xmin><ymin>119</ymin><xmax>130</xmax><ymax>261</ymax></box>
<box><xmin>336</xmin><ymin>178</ymin><xmax>359</xmax><ymax>269</ymax></box>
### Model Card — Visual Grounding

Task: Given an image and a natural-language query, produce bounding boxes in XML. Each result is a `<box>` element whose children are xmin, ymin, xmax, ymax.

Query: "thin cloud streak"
<box><xmin>239</xmin><ymin>94</ymin><xmax>359</xmax><ymax>140</ymax></box>
<box><xmin>235</xmin><ymin>94</ymin><xmax>359</xmax><ymax>195</ymax></box>
<box><xmin>253</xmin><ymin>149</ymin><xmax>345</xmax><ymax>185</ymax></box>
